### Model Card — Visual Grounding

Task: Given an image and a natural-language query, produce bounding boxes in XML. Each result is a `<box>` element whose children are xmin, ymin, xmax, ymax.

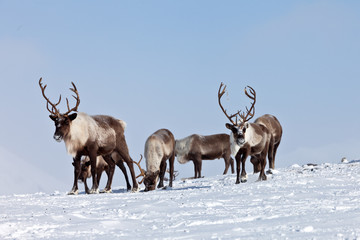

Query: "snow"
<box><xmin>1</xmin><ymin>161</ymin><xmax>360</xmax><ymax>239</ymax></box>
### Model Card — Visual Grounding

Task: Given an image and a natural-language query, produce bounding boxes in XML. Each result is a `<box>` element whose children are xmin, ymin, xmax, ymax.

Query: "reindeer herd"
<box><xmin>39</xmin><ymin>78</ymin><xmax>282</xmax><ymax>194</ymax></box>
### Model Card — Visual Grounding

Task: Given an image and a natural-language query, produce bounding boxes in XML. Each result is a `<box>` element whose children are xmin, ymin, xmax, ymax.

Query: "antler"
<box><xmin>238</xmin><ymin>86</ymin><xmax>256</xmax><ymax>123</ymax></box>
<box><xmin>63</xmin><ymin>82</ymin><xmax>80</xmax><ymax>116</ymax></box>
<box><xmin>39</xmin><ymin>78</ymin><xmax>61</xmax><ymax>116</ymax></box>
<box><xmin>166</xmin><ymin>169</ymin><xmax>179</xmax><ymax>181</ymax></box>
<box><xmin>218</xmin><ymin>82</ymin><xmax>240</xmax><ymax>125</ymax></box>
<box><xmin>133</xmin><ymin>154</ymin><xmax>146</xmax><ymax>184</ymax></box>
<box><xmin>39</xmin><ymin>78</ymin><xmax>80</xmax><ymax>116</ymax></box>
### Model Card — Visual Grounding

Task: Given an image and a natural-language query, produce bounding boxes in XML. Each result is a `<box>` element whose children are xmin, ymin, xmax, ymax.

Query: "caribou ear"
<box><xmin>68</xmin><ymin>113</ymin><xmax>77</xmax><ymax>121</ymax></box>
<box><xmin>49</xmin><ymin>115</ymin><xmax>57</xmax><ymax>121</ymax></box>
<box><xmin>226</xmin><ymin>123</ymin><xmax>237</xmax><ymax>134</ymax></box>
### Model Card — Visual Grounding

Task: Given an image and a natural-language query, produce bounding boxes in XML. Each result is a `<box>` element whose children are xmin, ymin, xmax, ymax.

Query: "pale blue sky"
<box><xmin>1</xmin><ymin>1</ymin><xmax>359</xmax><ymax>193</ymax></box>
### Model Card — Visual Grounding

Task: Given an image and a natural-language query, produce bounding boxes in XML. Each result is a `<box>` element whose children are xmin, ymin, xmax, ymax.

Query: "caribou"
<box><xmin>77</xmin><ymin>153</ymin><xmax>132</xmax><ymax>194</ymax></box>
<box><xmin>218</xmin><ymin>82</ymin><xmax>281</xmax><ymax>184</ymax></box>
<box><xmin>39</xmin><ymin>78</ymin><xmax>138</xmax><ymax>194</ymax></box>
<box><xmin>134</xmin><ymin>129</ymin><xmax>175</xmax><ymax>191</ymax></box>
<box><xmin>250</xmin><ymin>114</ymin><xmax>282</xmax><ymax>174</ymax></box>
<box><xmin>175</xmin><ymin>134</ymin><xmax>235</xmax><ymax>179</ymax></box>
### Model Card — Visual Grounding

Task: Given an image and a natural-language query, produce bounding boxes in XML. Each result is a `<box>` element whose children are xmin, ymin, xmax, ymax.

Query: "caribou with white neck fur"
<box><xmin>39</xmin><ymin>78</ymin><xmax>138</xmax><ymax>194</ymax></box>
<box><xmin>218</xmin><ymin>83</ymin><xmax>282</xmax><ymax>184</ymax></box>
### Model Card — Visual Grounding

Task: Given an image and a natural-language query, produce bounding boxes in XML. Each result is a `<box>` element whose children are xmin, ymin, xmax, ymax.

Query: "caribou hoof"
<box><xmin>240</xmin><ymin>174</ymin><xmax>248</xmax><ymax>183</ymax></box>
<box><xmin>100</xmin><ymin>188</ymin><xmax>112</xmax><ymax>193</ymax></box>
<box><xmin>89</xmin><ymin>188</ymin><xmax>100</xmax><ymax>194</ymax></box>
<box><xmin>67</xmin><ymin>190</ymin><xmax>79</xmax><ymax>195</ymax></box>
<box><xmin>266</xmin><ymin>169</ymin><xmax>274</xmax><ymax>175</ymax></box>
<box><xmin>256</xmin><ymin>175</ymin><xmax>267</xmax><ymax>182</ymax></box>
<box><xmin>131</xmin><ymin>187</ymin><xmax>140</xmax><ymax>193</ymax></box>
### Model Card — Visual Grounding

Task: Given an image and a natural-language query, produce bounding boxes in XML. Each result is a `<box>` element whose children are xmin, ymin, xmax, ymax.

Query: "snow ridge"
<box><xmin>0</xmin><ymin>162</ymin><xmax>360</xmax><ymax>239</ymax></box>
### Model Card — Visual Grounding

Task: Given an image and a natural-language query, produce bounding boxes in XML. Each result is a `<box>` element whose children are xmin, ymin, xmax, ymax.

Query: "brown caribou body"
<box><xmin>39</xmin><ymin>78</ymin><xmax>138</xmax><ymax>194</ymax></box>
<box><xmin>134</xmin><ymin>129</ymin><xmax>175</xmax><ymax>191</ymax></box>
<box><xmin>175</xmin><ymin>133</ymin><xmax>234</xmax><ymax>179</ymax></box>
<box><xmin>251</xmin><ymin>114</ymin><xmax>282</xmax><ymax>174</ymax></box>
<box><xmin>218</xmin><ymin>83</ymin><xmax>281</xmax><ymax>184</ymax></box>
<box><xmin>77</xmin><ymin>153</ymin><xmax>131</xmax><ymax>194</ymax></box>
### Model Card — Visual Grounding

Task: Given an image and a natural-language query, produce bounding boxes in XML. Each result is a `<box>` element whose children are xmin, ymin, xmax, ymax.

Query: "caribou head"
<box><xmin>218</xmin><ymin>82</ymin><xmax>256</xmax><ymax>147</ymax></box>
<box><xmin>39</xmin><ymin>78</ymin><xmax>80</xmax><ymax>142</ymax></box>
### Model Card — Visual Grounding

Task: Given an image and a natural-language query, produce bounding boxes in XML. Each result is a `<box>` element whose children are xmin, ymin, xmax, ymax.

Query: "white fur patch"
<box><xmin>118</xmin><ymin>120</ymin><xmax>127</xmax><ymax>130</ymax></box>
<box><xmin>229</xmin><ymin>133</ymin><xmax>241</xmax><ymax>157</ymax></box>
<box><xmin>145</xmin><ymin>141</ymin><xmax>163</xmax><ymax>173</ymax></box>
<box><xmin>229</xmin><ymin>123</ymin><xmax>263</xmax><ymax>157</ymax></box>
<box><xmin>245</xmin><ymin>125</ymin><xmax>262</xmax><ymax>147</ymax></box>
<box><xmin>174</xmin><ymin>137</ymin><xmax>193</xmax><ymax>164</ymax></box>
<box><xmin>177</xmin><ymin>156</ymin><xmax>190</xmax><ymax>164</ymax></box>
<box><xmin>241</xmin><ymin>174</ymin><xmax>248</xmax><ymax>181</ymax></box>
<box><xmin>65</xmin><ymin>112</ymin><xmax>95</xmax><ymax>157</ymax></box>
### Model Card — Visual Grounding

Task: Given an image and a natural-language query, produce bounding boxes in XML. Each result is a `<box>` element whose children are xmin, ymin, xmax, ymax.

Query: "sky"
<box><xmin>0</xmin><ymin>0</ymin><xmax>360</xmax><ymax>194</ymax></box>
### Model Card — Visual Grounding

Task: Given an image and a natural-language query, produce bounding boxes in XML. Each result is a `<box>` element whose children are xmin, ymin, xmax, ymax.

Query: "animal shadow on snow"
<box><xmin>172</xmin><ymin>185</ymin><xmax>212</xmax><ymax>191</ymax></box>
<box><xmin>76</xmin><ymin>188</ymin><xmax>129</xmax><ymax>195</ymax></box>
<box><xmin>349</xmin><ymin>159</ymin><xmax>360</xmax><ymax>164</ymax></box>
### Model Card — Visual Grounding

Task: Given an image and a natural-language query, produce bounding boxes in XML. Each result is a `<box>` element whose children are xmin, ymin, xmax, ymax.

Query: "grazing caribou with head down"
<box><xmin>134</xmin><ymin>129</ymin><xmax>175</xmax><ymax>191</ymax></box>
<box><xmin>218</xmin><ymin>82</ymin><xmax>274</xmax><ymax>184</ymax></box>
<box><xmin>174</xmin><ymin>133</ymin><xmax>235</xmax><ymax>179</ymax></box>
<box><xmin>77</xmin><ymin>153</ymin><xmax>132</xmax><ymax>194</ymax></box>
<box><xmin>77</xmin><ymin>156</ymin><xmax>110</xmax><ymax>194</ymax></box>
<box><xmin>39</xmin><ymin>78</ymin><xmax>138</xmax><ymax>194</ymax></box>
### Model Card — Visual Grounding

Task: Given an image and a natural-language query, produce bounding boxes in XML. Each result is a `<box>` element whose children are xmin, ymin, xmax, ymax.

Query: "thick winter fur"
<box><xmin>51</xmin><ymin>112</ymin><xmax>138</xmax><ymax>194</ymax></box>
<box><xmin>143</xmin><ymin>129</ymin><xmax>175</xmax><ymax>191</ymax></box>
<box><xmin>175</xmin><ymin>134</ymin><xmax>235</xmax><ymax>178</ymax></box>
<box><xmin>251</xmin><ymin>114</ymin><xmax>282</xmax><ymax>173</ymax></box>
<box><xmin>226</xmin><ymin>119</ymin><xmax>272</xmax><ymax>184</ymax></box>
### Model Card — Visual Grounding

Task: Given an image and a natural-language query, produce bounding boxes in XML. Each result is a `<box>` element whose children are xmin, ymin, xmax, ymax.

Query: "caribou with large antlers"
<box><xmin>218</xmin><ymin>82</ymin><xmax>282</xmax><ymax>183</ymax></box>
<box><xmin>39</xmin><ymin>78</ymin><xmax>138</xmax><ymax>194</ymax></box>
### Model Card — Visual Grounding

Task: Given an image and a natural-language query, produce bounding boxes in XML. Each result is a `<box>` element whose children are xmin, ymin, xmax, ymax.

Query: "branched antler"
<box><xmin>238</xmin><ymin>86</ymin><xmax>256</xmax><ymax>123</ymax></box>
<box><xmin>64</xmin><ymin>82</ymin><xmax>80</xmax><ymax>116</ymax></box>
<box><xmin>133</xmin><ymin>155</ymin><xmax>146</xmax><ymax>184</ymax></box>
<box><xmin>39</xmin><ymin>78</ymin><xmax>61</xmax><ymax>116</ymax></box>
<box><xmin>39</xmin><ymin>78</ymin><xmax>80</xmax><ymax>116</ymax></box>
<box><xmin>218</xmin><ymin>82</ymin><xmax>240</xmax><ymax>125</ymax></box>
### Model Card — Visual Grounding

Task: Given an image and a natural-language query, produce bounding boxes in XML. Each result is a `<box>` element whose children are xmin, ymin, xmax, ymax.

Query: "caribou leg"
<box><xmin>158</xmin><ymin>161</ymin><xmax>167</xmax><ymax>188</ymax></box>
<box><xmin>115</xmin><ymin>159</ymin><xmax>132</xmax><ymax>191</ymax></box>
<box><xmin>168</xmin><ymin>152</ymin><xmax>175</xmax><ymax>187</ymax></box>
<box><xmin>235</xmin><ymin>153</ymin><xmax>242</xmax><ymax>184</ymax></box>
<box><xmin>250</xmin><ymin>156</ymin><xmax>261</xmax><ymax>173</ymax></box>
<box><xmin>69</xmin><ymin>155</ymin><xmax>81</xmax><ymax>195</ymax></box>
<box><xmin>89</xmin><ymin>151</ymin><xmax>100</xmax><ymax>194</ymax></box>
<box><xmin>101</xmin><ymin>155</ymin><xmax>115</xmax><ymax>193</ymax></box>
<box><xmin>240</xmin><ymin>153</ymin><xmax>248</xmax><ymax>183</ymax></box>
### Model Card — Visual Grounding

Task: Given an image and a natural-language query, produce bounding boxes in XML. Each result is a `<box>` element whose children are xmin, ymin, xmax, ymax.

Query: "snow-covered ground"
<box><xmin>0</xmin><ymin>161</ymin><xmax>360</xmax><ymax>240</ymax></box>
